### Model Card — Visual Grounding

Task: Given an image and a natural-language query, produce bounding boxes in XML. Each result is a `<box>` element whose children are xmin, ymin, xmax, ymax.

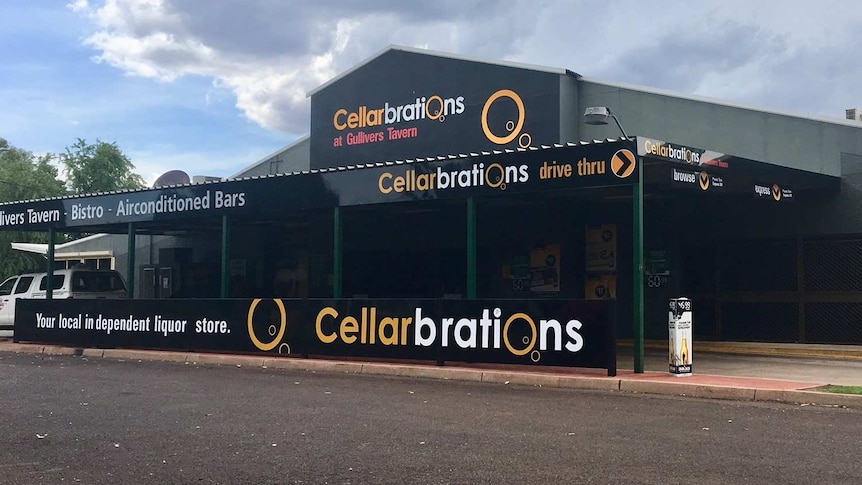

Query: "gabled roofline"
<box><xmin>306</xmin><ymin>45</ymin><xmax>575</xmax><ymax>97</ymax></box>
<box><xmin>579</xmin><ymin>76</ymin><xmax>862</xmax><ymax>130</ymax></box>
<box><xmin>226</xmin><ymin>134</ymin><xmax>310</xmax><ymax>180</ymax></box>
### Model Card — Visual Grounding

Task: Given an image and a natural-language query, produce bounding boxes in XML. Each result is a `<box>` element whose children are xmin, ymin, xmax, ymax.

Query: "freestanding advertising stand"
<box><xmin>669</xmin><ymin>298</ymin><xmax>693</xmax><ymax>376</ymax></box>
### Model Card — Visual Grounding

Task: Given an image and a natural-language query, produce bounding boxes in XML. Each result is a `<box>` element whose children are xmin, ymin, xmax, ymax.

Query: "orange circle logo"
<box><xmin>247</xmin><ymin>299</ymin><xmax>287</xmax><ymax>351</ymax></box>
<box><xmin>611</xmin><ymin>149</ymin><xmax>636</xmax><ymax>178</ymax></box>
<box><xmin>481</xmin><ymin>89</ymin><xmax>525</xmax><ymax>145</ymax></box>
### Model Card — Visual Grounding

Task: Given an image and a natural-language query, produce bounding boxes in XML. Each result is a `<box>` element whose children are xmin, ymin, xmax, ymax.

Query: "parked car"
<box><xmin>0</xmin><ymin>273</ymin><xmax>43</xmax><ymax>328</ymax></box>
<box><xmin>0</xmin><ymin>268</ymin><xmax>127</xmax><ymax>329</ymax></box>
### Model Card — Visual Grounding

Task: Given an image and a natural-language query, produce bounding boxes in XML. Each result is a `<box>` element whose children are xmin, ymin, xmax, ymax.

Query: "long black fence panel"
<box><xmin>15</xmin><ymin>298</ymin><xmax>617</xmax><ymax>375</ymax></box>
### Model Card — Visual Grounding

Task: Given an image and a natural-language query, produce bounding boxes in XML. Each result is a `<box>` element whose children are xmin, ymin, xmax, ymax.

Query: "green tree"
<box><xmin>60</xmin><ymin>138</ymin><xmax>145</xmax><ymax>194</ymax></box>
<box><xmin>0</xmin><ymin>138</ymin><xmax>67</xmax><ymax>279</ymax></box>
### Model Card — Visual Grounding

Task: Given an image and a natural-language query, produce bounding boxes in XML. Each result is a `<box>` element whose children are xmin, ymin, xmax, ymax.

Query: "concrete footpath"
<box><xmin>2</xmin><ymin>339</ymin><xmax>861</xmax><ymax>409</ymax></box>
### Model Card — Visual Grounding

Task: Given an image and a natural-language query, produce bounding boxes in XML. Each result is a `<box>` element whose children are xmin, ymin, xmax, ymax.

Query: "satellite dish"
<box><xmin>153</xmin><ymin>170</ymin><xmax>191</xmax><ymax>188</ymax></box>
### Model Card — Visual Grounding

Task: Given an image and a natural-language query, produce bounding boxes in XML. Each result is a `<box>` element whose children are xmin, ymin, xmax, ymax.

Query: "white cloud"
<box><xmin>67</xmin><ymin>0</ymin><xmax>90</xmax><ymax>13</ymax></box>
<box><xmin>70</xmin><ymin>0</ymin><xmax>862</xmax><ymax>134</ymax></box>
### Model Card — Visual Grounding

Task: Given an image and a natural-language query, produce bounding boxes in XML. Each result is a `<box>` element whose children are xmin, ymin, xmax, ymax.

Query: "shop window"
<box><xmin>804</xmin><ymin>239</ymin><xmax>862</xmax><ymax>291</ymax></box>
<box><xmin>719</xmin><ymin>240</ymin><xmax>796</xmax><ymax>292</ymax></box>
<box><xmin>55</xmin><ymin>257</ymin><xmax>115</xmax><ymax>270</ymax></box>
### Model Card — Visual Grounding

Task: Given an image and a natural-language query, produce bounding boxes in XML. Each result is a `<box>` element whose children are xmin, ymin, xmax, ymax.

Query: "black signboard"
<box><xmin>754</xmin><ymin>182</ymin><xmax>793</xmax><ymax>202</ymax></box>
<box><xmin>0</xmin><ymin>142</ymin><xmax>636</xmax><ymax>231</ymax></box>
<box><xmin>310</xmin><ymin>48</ymin><xmax>563</xmax><ymax>168</ymax></box>
<box><xmin>15</xmin><ymin>298</ymin><xmax>616</xmax><ymax>374</ymax></box>
<box><xmin>638</xmin><ymin>137</ymin><xmax>731</xmax><ymax>170</ymax></box>
<box><xmin>638</xmin><ymin>136</ymin><xmax>839</xmax><ymax>196</ymax></box>
<box><xmin>668</xmin><ymin>166</ymin><xmax>726</xmax><ymax>193</ymax></box>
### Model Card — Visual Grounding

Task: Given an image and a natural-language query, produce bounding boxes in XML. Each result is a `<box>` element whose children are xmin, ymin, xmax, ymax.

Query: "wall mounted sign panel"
<box><xmin>310</xmin><ymin>49</ymin><xmax>563</xmax><ymax>169</ymax></box>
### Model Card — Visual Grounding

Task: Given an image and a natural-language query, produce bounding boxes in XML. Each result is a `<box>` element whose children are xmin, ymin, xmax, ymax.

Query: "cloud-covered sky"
<box><xmin>1</xmin><ymin>0</ymin><xmax>860</xmax><ymax>182</ymax></box>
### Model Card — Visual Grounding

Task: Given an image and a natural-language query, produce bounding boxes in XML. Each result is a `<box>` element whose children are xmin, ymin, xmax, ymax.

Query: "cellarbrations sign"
<box><xmin>16</xmin><ymin>298</ymin><xmax>617</xmax><ymax>374</ymax></box>
<box><xmin>309</xmin><ymin>48</ymin><xmax>563</xmax><ymax>169</ymax></box>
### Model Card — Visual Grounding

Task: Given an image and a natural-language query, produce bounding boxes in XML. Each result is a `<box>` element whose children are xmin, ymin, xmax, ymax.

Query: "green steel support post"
<box><xmin>221</xmin><ymin>215</ymin><xmax>230</xmax><ymax>298</ymax></box>
<box><xmin>46</xmin><ymin>228</ymin><xmax>56</xmax><ymax>301</ymax></box>
<box><xmin>127</xmin><ymin>223</ymin><xmax>135</xmax><ymax>298</ymax></box>
<box><xmin>333</xmin><ymin>206</ymin><xmax>343</xmax><ymax>298</ymax></box>
<box><xmin>633</xmin><ymin>157</ymin><xmax>645</xmax><ymax>373</ymax></box>
<box><xmin>467</xmin><ymin>197</ymin><xmax>477</xmax><ymax>300</ymax></box>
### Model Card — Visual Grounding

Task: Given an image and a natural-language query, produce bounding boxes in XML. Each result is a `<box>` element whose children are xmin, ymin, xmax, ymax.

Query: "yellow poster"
<box><xmin>585</xmin><ymin>224</ymin><xmax>617</xmax><ymax>271</ymax></box>
<box><xmin>529</xmin><ymin>244</ymin><xmax>560</xmax><ymax>293</ymax></box>
<box><xmin>585</xmin><ymin>274</ymin><xmax>616</xmax><ymax>300</ymax></box>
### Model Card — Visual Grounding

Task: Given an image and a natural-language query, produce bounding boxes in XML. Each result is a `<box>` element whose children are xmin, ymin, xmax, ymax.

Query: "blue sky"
<box><xmin>0</xmin><ymin>2</ymin><xmax>293</xmax><ymax>182</ymax></box>
<box><xmin>1</xmin><ymin>1</ymin><xmax>861</xmax><ymax>184</ymax></box>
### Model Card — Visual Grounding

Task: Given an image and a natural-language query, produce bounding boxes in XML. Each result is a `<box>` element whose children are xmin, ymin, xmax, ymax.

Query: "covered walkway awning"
<box><xmin>0</xmin><ymin>139</ymin><xmax>643</xmax><ymax>234</ymax></box>
<box><xmin>0</xmin><ymin>137</ymin><xmax>839</xmax><ymax>237</ymax></box>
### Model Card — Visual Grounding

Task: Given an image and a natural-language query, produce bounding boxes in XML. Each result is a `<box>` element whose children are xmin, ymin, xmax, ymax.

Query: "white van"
<box><xmin>0</xmin><ymin>268</ymin><xmax>127</xmax><ymax>329</ymax></box>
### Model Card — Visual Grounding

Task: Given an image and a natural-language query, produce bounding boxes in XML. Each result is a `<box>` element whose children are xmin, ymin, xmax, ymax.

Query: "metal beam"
<box><xmin>633</xmin><ymin>158</ymin><xmax>645</xmax><ymax>373</ymax></box>
<box><xmin>333</xmin><ymin>206</ymin><xmax>343</xmax><ymax>298</ymax></box>
<box><xmin>221</xmin><ymin>215</ymin><xmax>230</xmax><ymax>298</ymax></box>
<box><xmin>127</xmin><ymin>223</ymin><xmax>135</xmax><ymax>298</ymax></box>
<box><xmin>46</xmin><ymin>228</ymin><xmax>56</xmax><ymax>301</ymax></box>
<box><xmin>467</xmin><ymin>197</ymin><xmax>477</xmax><ymax>300</ymax></box>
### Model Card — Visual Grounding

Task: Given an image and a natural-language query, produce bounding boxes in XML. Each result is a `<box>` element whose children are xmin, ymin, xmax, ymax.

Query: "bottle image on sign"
<box><xmin>669</xmin><ymin>335</ymin><xmax>676</xmax><ymax>366</ymax></box>
<box><xmin>681</xmin><ymin>337</ymin><xmax>690</xmax><ymax>365</ymax></box>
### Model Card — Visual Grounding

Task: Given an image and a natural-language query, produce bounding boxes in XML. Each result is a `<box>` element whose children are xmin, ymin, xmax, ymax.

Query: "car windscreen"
<box><xmin>0</xmin><ymin>278</ymin><xmax>15</xmax><ymax>296</ymax></box>
<box><xmin>13</xmin><ymin>276</ymin><xmax>34</xmax><ymax>294</ymax></box>
<box><xmin>71</xmin><ymin>272</ymin><xmax>126</xmax><ymax>292</ymax></box>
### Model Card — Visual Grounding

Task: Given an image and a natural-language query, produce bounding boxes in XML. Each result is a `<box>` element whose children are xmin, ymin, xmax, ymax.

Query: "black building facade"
<box><xmin>3</xmin><ymin>46</ymin><xmax>862</xmax><ymax>372</ymax></box>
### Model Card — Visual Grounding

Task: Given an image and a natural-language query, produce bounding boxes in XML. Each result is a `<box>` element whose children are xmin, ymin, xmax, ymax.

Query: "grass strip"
<box><xmin>815</xmin><ymin>385</ymin><xmax>862</xmax><ymax>395</ymax></box>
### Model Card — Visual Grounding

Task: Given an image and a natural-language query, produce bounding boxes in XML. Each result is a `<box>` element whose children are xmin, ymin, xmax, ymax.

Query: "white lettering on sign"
<box><xmin>673</xmin><ymin>168</ymin><xmax>696</xmax><ymax>183</ymax></box>
<box><xmin>114</xmin><ymin>190</ymin><xmax>246</xmax><ymax>218</ymax></box>
<box><xmin>0</xmin><ymin>210</ymin><xmax>26</xmax><ymax>227</ymax></box>
<box><xmin>71</xmin><ymin>203</ymin><xmax>104</xmax><ymax>220</ymax></box>
<box><xmin>0</xmin><ymin>209</ymin><xmax>61</xmax><ymax>227</ymax></box>
<box><xmin>27</xmin><ymin>209</ymin><xmax>61</xmax><ymax>224</ymax></box>
<box><xmin>314</xmin><ymin>306</ymin><xmax>586</xmax><ymax>357</ymax></box>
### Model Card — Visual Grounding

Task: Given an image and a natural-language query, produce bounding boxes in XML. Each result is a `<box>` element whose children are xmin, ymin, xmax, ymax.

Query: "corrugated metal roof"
<box><xmin>579</xmin><ymin>76</ymin><xmax>862</xmax><ymax>130</ymax></box>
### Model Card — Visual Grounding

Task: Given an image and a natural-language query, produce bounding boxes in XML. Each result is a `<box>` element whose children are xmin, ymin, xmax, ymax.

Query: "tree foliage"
<box><xmin>60</xmin><ymin>138</ymin><xmax>146</xmax><ymax>195</ymax></box>
<box><xmin>0</xmin><ymin>138</ymin><xmax>67</xmax><ymax>278</ymax></box>
<box><xmin>0</xmin><ymin>136</ymin><xmax>146</xmax><ymax>279</ymax></box>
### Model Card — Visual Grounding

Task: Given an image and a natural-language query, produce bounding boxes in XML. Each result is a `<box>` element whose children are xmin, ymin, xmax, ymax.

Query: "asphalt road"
<box><xmin>1</xmin><ymin>352</ymin><xmax>860</xmax><ymax>485</ymax></box>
